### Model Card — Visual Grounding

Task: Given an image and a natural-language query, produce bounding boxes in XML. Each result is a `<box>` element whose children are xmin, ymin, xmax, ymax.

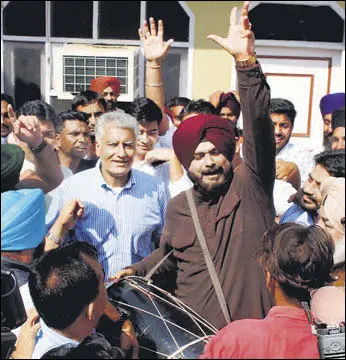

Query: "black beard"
<box><xmin>187</xmin><ymin>167</ymin><xmax>233</xmax><ymax>202</ymax></box>
<box><xmin>106</xmin><ymin>101</ymin><xmax>117</xmax><ymax>111</ymax></box>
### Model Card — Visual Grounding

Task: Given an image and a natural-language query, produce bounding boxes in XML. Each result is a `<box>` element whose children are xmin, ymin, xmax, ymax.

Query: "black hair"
<box><xmin>128</xmin><ymin>97</ymin><xmax>162</xmax><ymax>125</ymax></box>
<box><xmin>269</xmin><ymin>98</ymin><xmax>297</xmax><ymax>126</ymax></box>
<box><xmin>315</xmin><ymin>149</ymin><xmax>345</xmax><ymax>177</ymax></box>
<box><xmin>41</xmin><ymin>333</ymin><xmax>124</xmax><ymax>359</ymax></box>
<box><xmin>166</xmin><ymin>96</ymin><xmax>191</xmax><ymax>109</ymax></box>
<box><xmin>259</xmin><ymin>223</ymin><xmax>335</xmax><ymax>302</ymax></box>
<box><xmin>71</xmin><ymin>90</ymin><xmax>106</xmax><ymax>112</ymax></box>
<box><xmin>55</xmin><ymin>111</ymin><xmax>89</xmax><ymax>134</ymax></box>
<box><xmin>28</xmin><ymin>242</ymin><xmax>101</xmax><ymax>330</ymax></box>
<box><xmin>17</xmin><ymin>100</ymin><xmax>56</xmax><ymax>126</ymax></box>
<box><xmin>1</xmin><ymin>93</ymin><xmax>15</xmax><ymax>108</ymax></box>
<box><xmin>180</xmin><ymin>99</ymin><xmax>217</xmax><ymax>117</ymax></box>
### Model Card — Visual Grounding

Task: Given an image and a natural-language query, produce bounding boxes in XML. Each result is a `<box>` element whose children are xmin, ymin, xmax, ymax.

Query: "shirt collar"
<box><xmin>40</xmin><ymin>319</ymin><xmax>80</xmax><ymax>348</ymax></box>
<box><xmin>94</xmin><ymin>160</ymin><xmax>136</xmax><ymax>191</ymax></box>
<box><xmin>277</xmin><ymin>142</ymin><xmax>294</xmax><ymax>156</ymax></box>
<box><xmin>267</xmin><ymin>306</ymin><xmax>309</xmax><ymax>322</ymax></box>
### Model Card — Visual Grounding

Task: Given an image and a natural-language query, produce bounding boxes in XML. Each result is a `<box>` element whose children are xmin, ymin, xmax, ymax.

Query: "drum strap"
<box><xmin>186</xmin><ymin>188</ymin><xmax>232</xmax><ymax>324</ymax></box>
<box><xmin>144</xmin><ymin>248</ymin><xmax>174</xmax><ymax>282</ymax></box>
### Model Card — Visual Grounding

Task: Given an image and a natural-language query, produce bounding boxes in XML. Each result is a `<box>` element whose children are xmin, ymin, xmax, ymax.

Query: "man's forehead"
<box><xmin>102</xmin><ymin>125</ymin><xmax>136</xmax><ymax>141</ymax></box>
<box><xmin>311</xmin><ymin>164</ymin><xmax>329</xmax><ymax>182</ymax></box>
<box><xmin>1</xmin><ymin>100</ymin><xmax>9</xmax><ymax>113</ymax></box>
<box><xmin>63</xmin><ymin>120</ymin><xmax>89</xmax><ymax>131</ymax></box>
<box><xmin>78</xmin><ymin>101</ymin><xmax>104</xmax><ymax>113</ymax></box>
<box><xmin>194</xmin><ymin>140</ymin><xmax>215</xmax><ymax>153</ymax></box>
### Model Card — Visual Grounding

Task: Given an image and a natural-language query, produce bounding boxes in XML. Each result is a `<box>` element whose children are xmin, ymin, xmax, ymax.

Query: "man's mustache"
<box><xmin>202</xmin><ymin>167</ymin><xmax>223</xmax><ymax>176</ymax></box>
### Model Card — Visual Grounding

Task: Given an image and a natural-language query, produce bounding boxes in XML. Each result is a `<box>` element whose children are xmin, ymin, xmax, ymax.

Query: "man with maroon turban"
<box><xmin>90</xmin><ymin>76</ymin><xmax>122</xmax><ymax>112</ymax></box>
<box><xmin>111</xmin><ymin>1</ymin><xmax>275</xmax><ymax>330</ymax></box>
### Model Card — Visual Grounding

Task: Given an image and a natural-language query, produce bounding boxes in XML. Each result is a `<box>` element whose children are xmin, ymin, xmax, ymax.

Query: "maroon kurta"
<box><xmin>132</xmin><ymin>64</ymin><xmax>276</xmax><ymax>330</ymax></box>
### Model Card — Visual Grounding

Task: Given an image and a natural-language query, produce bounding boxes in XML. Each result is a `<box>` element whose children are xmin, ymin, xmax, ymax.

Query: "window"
<box><xmin>249</xmin><ymin>4</ymin><xmax>344</xmax><ymax>43</ymax></box>
<box><xmin>3</xmin><ymin>1</ymin><xmax>45</xmax><ymax>37</ymax></box>
<box><xmin>98</xmin><ymin>1</ymin><xmax>141</xmax><ymax>40</ymax></box>
<box><xmin>51</xmin><ymin>1</ymin><xmax>93</xmax><ymax>38</ymax></box>
<box><xmin>63</xmin><ymin>56</ymin><xmax>128</xmax><ymax>94</ymax></box>
<box><xmin>146</xmin><ymin>1</ymin><xmax>190</xmax><ymax>42</ymax></box>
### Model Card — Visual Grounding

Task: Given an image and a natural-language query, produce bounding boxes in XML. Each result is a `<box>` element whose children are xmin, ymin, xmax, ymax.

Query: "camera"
<box><xmin>314</xmin><ymin>324</ymin><xmax>345</xmax><ymax>359</ymax></box>
<box><xmin>1</xmin><ymin>269</ymin><xmax>27</xmax><ymax>358</ymax></box>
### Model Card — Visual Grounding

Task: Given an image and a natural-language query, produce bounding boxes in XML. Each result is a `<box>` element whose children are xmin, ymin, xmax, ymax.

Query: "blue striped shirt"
<box><xmin>45</xmin><ymin>161</ymin><xmax>169</xmax><ymax>280</ymax></box>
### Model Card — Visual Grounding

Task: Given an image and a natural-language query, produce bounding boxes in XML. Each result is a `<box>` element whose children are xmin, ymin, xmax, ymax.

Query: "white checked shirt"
<box><xmin>45</xmin><ymin>161</ymin><xmax>168</xmax><ymax>280</ymax></box>
<box><xmin>276</xmin><ymin>142</ymin><xmax>316</xmax><ymax>186</ymax></box>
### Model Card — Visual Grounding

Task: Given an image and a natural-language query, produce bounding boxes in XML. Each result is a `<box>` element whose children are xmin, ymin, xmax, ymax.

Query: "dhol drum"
<box><xmin>104</xmin><ymin>276</ymin><xmax>217</xmax><ymax>359</ymax></box>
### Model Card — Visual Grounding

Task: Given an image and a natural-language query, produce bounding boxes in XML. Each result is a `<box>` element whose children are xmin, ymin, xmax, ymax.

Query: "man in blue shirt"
<box><xmin>280</xmin><ymin>149</ymin><xmax>344</xmax><ymax>225</ymax></box>
<box><xmin>45</xmin><ymin>111</ymin><xmax>168</xmax><ymax>280</ymax></box>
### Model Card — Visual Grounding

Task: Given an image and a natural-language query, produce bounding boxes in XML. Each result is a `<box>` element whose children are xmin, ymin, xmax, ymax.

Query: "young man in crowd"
<box><xmin>45</xmin><ymin>111</ymin><xmax>168</xmax><ymax>281</ymax></box>
<box><xmin>210</xmin><ymin>91</ymin><xmax>241</xmax><ymax>125</ymax></box>
<box><xmin>166</xmin><ymin>96</ymin><xmax>191</xmax><ymax>128</ymax></box>
<box><xmin>1</xmin><ymin>93</ymin><xmax>15</xmax><ymax>144</ymax></box>
<box><xmin>112</xmin><ymin>2</ymin><xmax>276</xmax><ymax>330</ymax></box>
<box><xmin>29</xmin><ymin>242</ymin><xmax>137</xmax><ymax>359</ymax></box>
<box><xmin>280</xmin><ymin>149</ymin><xmax>345</xmax><ymax>225</ymax></box>
<box><xmin>71</xmin><ymin>90</ymin><xmax>106</xmax><ymax>170</ymax></box>
<box><xmin>331</xmin><ymin>106</ymin><xmax>345</xmax><ymax>151</ymax></box>
<box><xmin>319</xmin><ymin>92</ymin><xmax>345</xmax><ymax>149</ymax></box>
<box><xmin>6</xmin><ymin>102</ymin><xmax>65</xmax><ymax>193</ymax></box>
<box><xmin>200</xmin><ymin>222</ymin><xmax>335</xmax><ymax>359</ymax></box>
<box><xmin>55</xmin><ymin>111</ymin><xmax>91</xmax><ymax>174</ymax></box>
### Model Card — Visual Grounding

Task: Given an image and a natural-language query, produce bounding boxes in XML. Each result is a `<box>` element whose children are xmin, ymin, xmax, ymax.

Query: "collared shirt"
<box><xmin>32</xmin><ymin>320</ymin><xmax>79</xmax><ymax>359</ymax></box>
<box><xmin>133</xmin><ymin>160</ymin><xmax>193</xmax><ymax>199</ymax></box>
<box><xmin>200</xmin><ymin>306</ymin><xmax>320</xmax><ymax>359</ymax></box>
<box><xmin>276</xmin><ymin>142</ymin><xmax>316</xmax><ymax>186</ymax></box>
<box><xmin>280</xmin><ymin>203</ymin><xmax>315</xmax><ymax>226</ymax></box>
<box><xmin>45</xmin><ymin>161</ymin><xmax>168</xmax><ymax>280</ymax></box>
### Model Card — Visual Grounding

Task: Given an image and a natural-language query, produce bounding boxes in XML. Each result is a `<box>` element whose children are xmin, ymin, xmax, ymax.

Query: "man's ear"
<box><xmin>95</xmin><ymin>141</ymin><xmax>101</xmax><ymax>157</ymax></box>
<box><xmin>55</xmin><ymin>134</ymin><xmax>61</xmax><ymax>149</ymax></box>
<box><xmin>86</xmin><ymin>301</ymin><xmax>96</xmax><ymax>321</ymax></box>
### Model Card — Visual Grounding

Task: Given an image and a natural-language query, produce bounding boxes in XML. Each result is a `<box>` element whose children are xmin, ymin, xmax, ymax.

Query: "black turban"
<box><xmin>332</xmin><ymin>107</ymin><xmax>345</xmax><ymax>130</ymax></box>
<box><xmin>1</xmin><ymin>144</ymin><xmax>25</xmax><ymax>193</ymax></box>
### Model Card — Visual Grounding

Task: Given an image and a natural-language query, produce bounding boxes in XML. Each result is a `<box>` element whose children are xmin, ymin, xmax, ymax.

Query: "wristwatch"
<box><xmin>46</xmin><ymin>232</ymin><xmax>64</xmax><ymax>246</ymax></box>
<box><xmin>236</xmin><ymin>55</ymin><xmax>257</xmax><ymax>68</ymax></box>
<box><xmin>30</xmin><ymin>139</ymin><xmax>47</xmax><ymax>154</ymax></box>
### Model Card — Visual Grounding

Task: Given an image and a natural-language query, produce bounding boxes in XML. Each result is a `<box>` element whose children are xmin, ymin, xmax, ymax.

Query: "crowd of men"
<box><xmin>1</xmin><ymin>1</ymin><xmax>345</xmax><ymax>359</ymax></box>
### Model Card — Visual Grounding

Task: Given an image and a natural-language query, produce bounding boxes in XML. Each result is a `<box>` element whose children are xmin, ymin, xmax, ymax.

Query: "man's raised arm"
<box><xmin>208</xmin><ymin>1</ymin><xmax>275</xmax><ymax>194</ymax></box>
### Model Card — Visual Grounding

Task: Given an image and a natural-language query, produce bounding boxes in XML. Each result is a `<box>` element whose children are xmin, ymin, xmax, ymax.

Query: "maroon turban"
<box><xmin>173</xmin><ymin>114</ymin><xmax>236</xmax><ymax>170</ymax></box>
<box><xmin>218</xmin><ymin>92</ymin><xmax>241</xmax><ymax>118</ymax></box>
<box><xmin>90</xmin><ymin>77</ymin><xmax>121</xmax><ymax>97</ymax></box>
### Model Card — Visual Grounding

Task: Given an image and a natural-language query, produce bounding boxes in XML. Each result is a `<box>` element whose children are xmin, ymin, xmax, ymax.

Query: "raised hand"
<box><xmin>207</xmin><ymin>1</ymin><xmax>255</xmax><ymax>60</ymax></box>
<box><xmin>13</xmin><ymin>115</ymin><xmax>43</xmax><ymax>148</ymax></box>
<box><xmin>57</xmin><ymin>199</ymin><xmax>85</xmax><ymax>230</ymax></box>
<box><xmin>139</xmin><ymin>17</ymin><xmax>174</xmax><ymax>62</ymax></box>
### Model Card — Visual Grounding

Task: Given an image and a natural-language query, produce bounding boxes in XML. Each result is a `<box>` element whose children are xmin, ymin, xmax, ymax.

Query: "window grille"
<box><xmin>63</xmin><ymin>56</ymin><xmax>128</xmax><ymax>94</ymax></box>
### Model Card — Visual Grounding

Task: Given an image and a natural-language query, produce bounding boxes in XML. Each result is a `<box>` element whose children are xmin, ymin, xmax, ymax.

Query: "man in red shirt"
<box><xmin>200</xmin><ymin>222</ymin><xmax>335</xmax><ymax>359</ymax></box>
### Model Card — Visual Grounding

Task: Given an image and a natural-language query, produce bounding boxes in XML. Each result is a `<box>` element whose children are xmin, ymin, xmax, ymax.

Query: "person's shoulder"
<box><xmin>132</xmin><ymin>168</ymin><xmax>165</xmax><ymax>193</ymax></box>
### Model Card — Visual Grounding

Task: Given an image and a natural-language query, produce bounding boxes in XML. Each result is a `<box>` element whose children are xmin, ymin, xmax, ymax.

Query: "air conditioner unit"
<box><xmin>52</xmin><ymin>44</ymin><xmax>140</xmax><ymax>102</ymax></box>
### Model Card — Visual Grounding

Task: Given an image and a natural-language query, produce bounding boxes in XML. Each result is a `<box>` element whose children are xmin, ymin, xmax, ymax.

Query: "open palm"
<box><xmin>139</xmin><ymin>18</ymin><xmax>174</xmax><ymax>61</ymax></box>
<box><xmin>208</xmin><ymin>1</ymin><xmax>255</xmax><ymax>59</ymax></box>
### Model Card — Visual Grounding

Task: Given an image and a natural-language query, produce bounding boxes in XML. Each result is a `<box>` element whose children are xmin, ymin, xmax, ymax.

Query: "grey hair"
<box><xmin>95</xmin><ymin>111</ymin><xmax>139</xmax><ymax>141</ymax></box>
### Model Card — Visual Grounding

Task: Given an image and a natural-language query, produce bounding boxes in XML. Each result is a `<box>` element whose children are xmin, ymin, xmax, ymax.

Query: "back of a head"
<box><xmin>315</xmin><ymin>149</ymin><xmax>345</xmax><ymax>178</ymax></box>
<box><xmin>259</xmin><ymin>223</ymin><xmax>335</xmax><ymax>301</ymax></box>
<box><xmin>71</xmin><ymin>90</ymin><xmax>106</xmax><ymax>111</ymax></box>
<box><xmin>17</xmin><ymin>100</ymin><xmax>56</xmax><ymax>125</ymax></box>
<box><xmin>167</xmin><ymin>96</ymin><xmax>191</xmax><ymax>109</ymax></box>
<box><xmin>1</xmin><ymin>93</ymin><xmax>15</xmax><ymax>108</ymax></box>
<box><xmin>28</xmin><ymin>242</ymin><xmax>100</xmax><ymax>330</ymax></box>
<box><xmin>181</xmin><ymin>99</ymin><xmax>217</xmax><ymax>118</ymax></box>
<box><xmin>55</xmin><ymin>111</ymin><xmax>89</xmax><ymax>134</ymax></box>
<box><xmin>269</xmin><ymin>98</ymin><xmax>297</xmax><ymax>126</ymax></box>
<box><xmin>128</xmin><ymin>97</ymin><xmax>162</xmax><ymax>125</ymax></box>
